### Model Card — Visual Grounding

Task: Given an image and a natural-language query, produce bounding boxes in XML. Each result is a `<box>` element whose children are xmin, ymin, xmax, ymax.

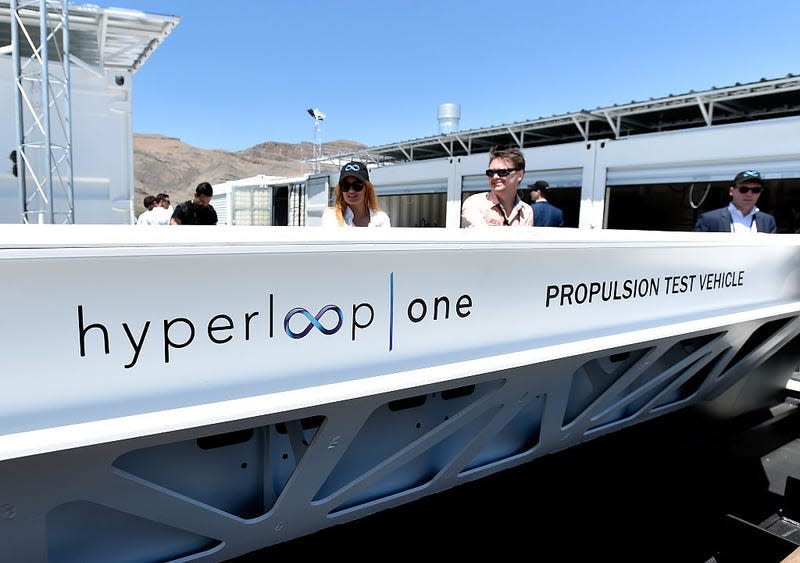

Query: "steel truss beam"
<box><xmin>10</xmin><ymin>0</ymin><xmax>74</xmax><ymax>223</ymax></box>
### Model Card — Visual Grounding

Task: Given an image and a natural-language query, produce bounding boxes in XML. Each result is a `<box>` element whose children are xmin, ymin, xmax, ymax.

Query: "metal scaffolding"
<box><xmin>10</xmin><ymin>0</ymin><xmax>74</xmax><ymax>223</ymax></box>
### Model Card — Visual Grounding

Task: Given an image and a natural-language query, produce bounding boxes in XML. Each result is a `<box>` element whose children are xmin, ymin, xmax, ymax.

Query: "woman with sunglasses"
<box><xmin>461</xmin><ymin>145</ymin><xmax>533</xmax><ymax>227</ymax></box>
<box><xmin>322</xmin><ymin>161</ymin><xmax>391</xmax><ymax>227</ymax></box>
<box><xmin>693</xmin><ymin>170</ymin><xmax>776</xmax><ymax>233</ymax></box>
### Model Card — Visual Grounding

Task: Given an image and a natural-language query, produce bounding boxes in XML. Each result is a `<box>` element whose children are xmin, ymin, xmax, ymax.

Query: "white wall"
<box><xmin>0</xmin><ymin>58</ymin><xmax>135</xmax><ymax>223</ymax></box>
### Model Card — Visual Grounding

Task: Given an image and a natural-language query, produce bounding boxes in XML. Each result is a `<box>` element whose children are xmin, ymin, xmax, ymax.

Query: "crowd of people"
<box><xmin>136</xmin><ymin>182</ymin><xmax>218</xmax><ymax>226</ymax></box>
<box><xmin>138</xmin><ymin>151</ymin><xmax>777</xmax><ymax>234</ymax></box>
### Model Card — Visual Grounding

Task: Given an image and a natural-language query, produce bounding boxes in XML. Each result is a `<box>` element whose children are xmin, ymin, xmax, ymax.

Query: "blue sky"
<box><xmin>91</xmin><ymin>0</ymin><xmax>800</xmax><ymax>152</ymax></box>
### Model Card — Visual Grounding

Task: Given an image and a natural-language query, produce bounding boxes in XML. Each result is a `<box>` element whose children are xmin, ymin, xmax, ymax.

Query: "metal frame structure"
<box><xmin>306</xmin><ymin>108</ymin><xmax>325</xmax><ymax>174</ymax></box>
<box><xmin>1</xmin><ymin>226</ymin><xmax>798</xmax><ymax>561</ymax></box>
<box><xmin>4</xmin><ymin>311</ymin><xmax>799</xmax><ymax>562</ymax></box>
<box><xmin>0</xmin><ymin>0</ymin><xmax>179</xmax><ymax>223</ymax></box>
<box><xmin>315</xmin><ymin>74</ymin><xmax>800</xmax><ymax>167</ymax></box>
<box><xmin>9</xmin><ymin>0</ymin><xmax>73</xmax><ymax>223</ymax></box>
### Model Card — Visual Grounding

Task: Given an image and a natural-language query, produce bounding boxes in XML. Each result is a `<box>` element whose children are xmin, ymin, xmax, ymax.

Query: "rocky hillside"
<box><xmin>133</xmin><ymin>134</ymin><xmax>365</xmax><ymax>213</ymax></box>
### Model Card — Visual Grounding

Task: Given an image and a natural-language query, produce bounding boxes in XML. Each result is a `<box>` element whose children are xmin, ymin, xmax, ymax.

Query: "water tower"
<box><xmin>438</xmin><ymin>103</ymin><xmax>461</xmax><ymax>134</ymax></box>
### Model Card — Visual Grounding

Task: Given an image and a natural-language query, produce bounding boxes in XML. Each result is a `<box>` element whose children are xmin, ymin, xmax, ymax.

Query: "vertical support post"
<box><xmin>10</xmin><ymin>0</ymin><xmax>26</xmax><ymax>223</ymax></box>
<box><xmin>39</xmin><ymin>0</ymin><xmax>54</xmax><ymax>222</ymax></box>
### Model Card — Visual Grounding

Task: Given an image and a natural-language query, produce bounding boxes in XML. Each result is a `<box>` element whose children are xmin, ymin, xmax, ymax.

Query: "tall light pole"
<box><xmin>306</xmin><ymin>108</ymin><xmax>325</xmax><ymax>174</ymax></box>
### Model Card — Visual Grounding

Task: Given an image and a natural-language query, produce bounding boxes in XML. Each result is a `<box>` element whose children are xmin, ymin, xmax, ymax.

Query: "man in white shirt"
<box><xmin>135</xmin><ymin>195</ymin><xmax>156</xmax><ymax>225</ymax></box>
<box><xmin>139</xmin><ymin>193</ymin><xmax>172</xmax><ymax>225</ymax></box>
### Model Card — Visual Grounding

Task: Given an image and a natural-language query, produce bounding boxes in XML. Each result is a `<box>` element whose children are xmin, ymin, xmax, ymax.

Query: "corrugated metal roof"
<box><xmin>320</xmin><ymin>73</ymin><xmax>800</xmax><ymax>166</ymax></box>
<box><xmin>0</xmin><ymin>1</ymin><xmax>179</xmax><ymax>72</ymax></box>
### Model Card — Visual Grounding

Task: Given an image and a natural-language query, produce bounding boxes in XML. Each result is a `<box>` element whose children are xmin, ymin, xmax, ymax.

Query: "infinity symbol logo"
<box><xmin>343</xmin><ymin>163</ymin><xmax>361</xmax><ymax>173</ymax></box>
<box><xmin>284</xmin><ymin>305</ymin><xmax>344</xmax><ymax>339</ymax></box>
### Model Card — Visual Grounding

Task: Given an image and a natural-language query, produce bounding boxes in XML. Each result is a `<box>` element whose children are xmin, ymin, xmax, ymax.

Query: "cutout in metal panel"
<box><xmin>721</xmin><ymin>317</ymin><xmax>795</xmax><ymax>377</ymax></box>
<box><xmin>113</xmin><ymin>417</ymin><xmax>326</xmax><ymax>519</ymax></box>
<box><xmin>567</xmin><ymin>333</ymin><xmax>727</xmax><ymax>434</ymax></box>
<box><xmin>319</xmin><ymin>379</ymin><xmax>502</xmax><ymax>512</ymax></box>
<box><xmin>461</xmin><ymin>384</ymin><xmax>544</xmax><ymax>474</ymax></box>
<box><xmin>564</xmin><ymin>347</ymin><xmax>653</xmax><ymax>427</ymax></box>
<box><xmin>46</xmin><ymin>501</ymin><xmax>219</xmax><ymax>563</ymax></box>
<box><xmin>196</xmin><ymin>428</ymin><xmax>254</xmax><ymax>450</ymax></box>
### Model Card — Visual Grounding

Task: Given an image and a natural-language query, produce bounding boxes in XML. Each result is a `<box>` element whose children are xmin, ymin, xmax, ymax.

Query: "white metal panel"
<box><xmin>375</xmin><ymin>181</ymin><xmax>446</xmax><ymax>195</ymax></box>
<box><xmin>601</xmin><ymin>117</ymin><xmax>800</xmax><ymax>184</ymax></box>
<box><xmin>0</xmin><ymin>224</ymin><xmax>799</xmax><ymax>449</ymax></box>
<box><xmin>305</xmin><ymin>175</ymin><xmax>331</xmax><ymax>225</ymax></box>
<box><xmin>0</xmin><ymin>224</ymin><xmax>799</xmax><ymax>561</ymax></box>
<box><xmin>1</xmin><ymin>55</ymin><xmax>137</xmax><ymax>223</ymax></box>
<box><xmin>210</xmin><ymin>192</ymin><xmax>230</xmax><ymax>225</ymax></box>
<box><xmin>461</xmin><ymin>168</ymin><xmax>584</xmax><ymax>192</ymax></box>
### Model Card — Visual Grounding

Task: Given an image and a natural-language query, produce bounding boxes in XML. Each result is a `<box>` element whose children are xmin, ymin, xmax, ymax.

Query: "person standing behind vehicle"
<box><xmin>150</xmin><ymin>193</ymin><xmax>173</xmax><ymax>225</ymax></box>
<box><xmin>461</xmin><ymin>145</ymin><xmax>533</xmax><ymax>227</ymax></box>
<box><xmin>135</xmin><ymin>195</ymin><xmax>156</xmax><ymax>225</ymax></box>
<box><xmin>138</xmin><ymin>193</ymin><xmax>172</xmax><ymax>225</ymax></box>
<box><xmin>528</xmin><ymin>180</ymin><xmax>564</xmax><ymax>227</ymax></box>
<box><xmin>170</xmin><ymin>182</ymin><xmax>218</xmax><ymax>225</ymax></box>
<box><xmin>321</xmin><ymin>161</ymin><xmax>391</xmax><ymax>227</ymax></box>
<box><xmin>693</xmin><ymin>170</ymin><xmax>776</xmax><ymax>233</ymax></box>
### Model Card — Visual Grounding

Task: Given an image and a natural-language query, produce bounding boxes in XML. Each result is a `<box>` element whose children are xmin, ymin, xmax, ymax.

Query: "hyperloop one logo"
<box><xmin>283</xmin><ymin>305</ymin><xmax>344</xmax><ymax>339</ymax></box>
<box><xmin>280</xmin><ymin>274</ymin><xmax>392</xmax><ymax>347</ymax></box>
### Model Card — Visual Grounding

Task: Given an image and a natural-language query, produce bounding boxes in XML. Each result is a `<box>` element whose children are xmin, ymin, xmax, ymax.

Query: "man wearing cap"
<box><xmin>528</xmin><ymin>180</ymin><xmax>564</xmax><ymax>227</ymax></box>
<box><xmin>693</xmin><ymin>170</ymin><xmax>776</xmax><ymax>233</ymax></box>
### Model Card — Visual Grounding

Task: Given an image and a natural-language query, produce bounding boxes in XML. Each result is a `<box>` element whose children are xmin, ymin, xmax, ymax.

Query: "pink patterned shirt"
<box><xmin>461</xmin><ymin>190</ymin><xmax>533</xmax><ymax>227</ymax></box>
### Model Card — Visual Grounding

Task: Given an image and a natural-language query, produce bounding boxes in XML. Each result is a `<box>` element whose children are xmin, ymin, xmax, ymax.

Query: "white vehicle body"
<box><xmin>0</xmin><ymin>225</ymin><xmax>798</xmax><ymax>561</ymax></box>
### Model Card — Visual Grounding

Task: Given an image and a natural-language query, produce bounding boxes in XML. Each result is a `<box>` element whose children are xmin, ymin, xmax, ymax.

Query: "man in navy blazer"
<box><xmin>694</xmin><ymin>170</ymin><xmax>777</xmax><ymax>233</ymax></box>
<box><xmin>528</xmin><ymin>180</ymin><xmax>564</xmax><ymax>227</ymax></box>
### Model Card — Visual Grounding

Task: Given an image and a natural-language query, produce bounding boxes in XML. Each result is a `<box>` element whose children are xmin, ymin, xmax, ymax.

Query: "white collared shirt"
<box><xmin>728</xmin><ymin>202</ymin><xmax>759</xmax><ymax>233</ymax></box>
<box><xmin>321</xmin><ymin>206</ymin><xmax>391</xmax><ymax>227</ymax></box>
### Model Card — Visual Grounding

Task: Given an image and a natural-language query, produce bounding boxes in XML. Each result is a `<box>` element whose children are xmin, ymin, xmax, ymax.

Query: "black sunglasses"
<box><xmin>737</xmin><ymin>186</ymin><xmax>763</xmax><ymax>194</ymax></box>
<box><xmin>341</xmin><ymin>180</ymin><xmax>364</xmax><ymax>192</ymax></box>
<box><xmin>485</xmin><ymin>168</ymin><xmax>519</xmax><ymax>177</ymax></box>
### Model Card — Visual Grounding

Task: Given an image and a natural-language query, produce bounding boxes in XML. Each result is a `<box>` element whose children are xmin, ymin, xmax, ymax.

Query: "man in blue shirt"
<box><xmin>528</xmin><ymin>180</ymin><xmax>564</xmax><ymax>227</ymax></box>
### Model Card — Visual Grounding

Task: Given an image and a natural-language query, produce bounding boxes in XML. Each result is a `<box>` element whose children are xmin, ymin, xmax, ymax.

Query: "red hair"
<box><xmin>332</xmin><ymin>180</ymin><xmax>382</xmax><ymax>225</ymax></box>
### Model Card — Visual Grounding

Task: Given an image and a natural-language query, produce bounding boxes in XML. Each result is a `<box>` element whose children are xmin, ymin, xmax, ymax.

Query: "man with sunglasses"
<box><xmin>693</xmin><ymin>170</ymin><xmax>776</xmax><ymax>233</ymax></box>
<box><xmin>461</xmin><ymin>145</ymin><xmax>533</xmax><ymax>227</ymax></box>
<box><xmin>139</xmin><ymin>193</ymin><xmax>172</xmax><ymax>225</ymax></box>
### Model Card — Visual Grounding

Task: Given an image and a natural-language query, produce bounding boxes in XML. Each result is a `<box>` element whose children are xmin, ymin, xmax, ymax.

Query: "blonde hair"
<box><xmin>332</xmin><ymin>180</ymin><xmax>382</xmax><ymax>226</ymax></box>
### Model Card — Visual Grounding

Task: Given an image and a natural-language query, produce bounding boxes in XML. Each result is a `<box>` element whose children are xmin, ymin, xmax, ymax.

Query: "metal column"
<box><xmin>10</xmin><ymin>0</ymin><xmax>74</xmax><ymax>223</ymax></box>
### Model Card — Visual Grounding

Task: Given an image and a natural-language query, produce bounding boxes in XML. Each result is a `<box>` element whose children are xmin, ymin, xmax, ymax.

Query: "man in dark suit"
<box><xmin>528</xmin><ymin>180</ymin><xmax>564</xmax><ymax>227</ymax></box>
<box><xmin>693</xmin><ymin>170</ymin><xmax>776</xmax><ymax>233</ymax></box>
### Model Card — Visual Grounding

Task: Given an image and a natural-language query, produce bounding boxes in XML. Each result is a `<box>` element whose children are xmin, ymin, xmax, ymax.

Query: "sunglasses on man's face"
<box><xmin>341</xmin><ymin>181</ymin><xmax>364</xmax><ymax>192</ymax></box>
<box><xmin>485</xmin><ymin>168</ymin><xmax>519</xmax><ymax>178</ymax></box>
<box><xmin>736</xmin><ymin>186</ymin><xmax>763</xmax><ymax>194</ymax></box>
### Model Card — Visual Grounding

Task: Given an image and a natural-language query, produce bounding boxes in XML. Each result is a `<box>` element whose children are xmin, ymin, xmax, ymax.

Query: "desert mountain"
<box><xmin>133</xmin><ymin>134</ymin><xmax>365</xmax><ymax>213</ymax></box>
